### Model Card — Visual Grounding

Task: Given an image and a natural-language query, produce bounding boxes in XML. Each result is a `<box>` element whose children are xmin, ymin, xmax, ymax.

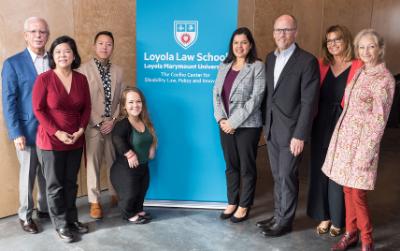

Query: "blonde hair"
<box><xmin>354</xmin><ymin>29</ymin><xmax>385</xmax><ymax>62</ymax></box>
<box><xmin>118</xmin><ymin>86</ymin><xmax>157</xmax><ymax>145</ymax></box>
<box><xmin>322</xmin><ymin>25</ymin><xmax>354</xmax><ymax>65</ymax></box>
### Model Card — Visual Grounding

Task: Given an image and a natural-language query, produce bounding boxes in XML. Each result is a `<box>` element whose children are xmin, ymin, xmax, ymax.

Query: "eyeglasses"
<box><xmin>273</xmin><ymin>28</ymin><xmax>296</xmax><ymax>34</ymax></box>
<box><xmin>25</xmin><ymin>30</ymin><xmax>48</xmax><ymax>35</ymax></box>
<box><xmin>326</xmin><ymin>38</ymin><xmax>343</xmax><ymax>46</ymax></box>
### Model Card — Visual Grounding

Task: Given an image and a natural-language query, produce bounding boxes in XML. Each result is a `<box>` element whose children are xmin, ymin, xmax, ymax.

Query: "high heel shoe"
<box><xmin>220</xmin><ymin>205</ymin><xmax>237</xmax><ymax>220</ymax></box>
<box><xmin>230</xmin><ymin>207</ymin><xmax>251</xmax><ymax>223</ymax></box>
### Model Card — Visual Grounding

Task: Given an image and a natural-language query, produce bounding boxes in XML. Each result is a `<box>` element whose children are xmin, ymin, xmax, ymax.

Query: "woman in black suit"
<box><xmin>110</xmin><ymin>87</ymin><xmax>157</xmax><ymax>224</ymax></box>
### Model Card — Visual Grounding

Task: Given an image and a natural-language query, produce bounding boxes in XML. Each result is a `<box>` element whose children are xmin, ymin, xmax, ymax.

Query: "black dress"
<box><xmin>307</xmin><ymin>66</ymin><xmax>350</xmax><ymax>227</ymax></box>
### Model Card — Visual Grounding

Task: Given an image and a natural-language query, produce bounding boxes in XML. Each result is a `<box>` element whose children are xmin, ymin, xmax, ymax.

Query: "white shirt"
<box><xmin>27</xmin><ymin>47</ymin><xmax>49</xmax><ymax>75</ymax></box>
<box><xmin>273</xmin><ymin>43</ymin><xmax>296</xmax><ymax>88</ymax></box>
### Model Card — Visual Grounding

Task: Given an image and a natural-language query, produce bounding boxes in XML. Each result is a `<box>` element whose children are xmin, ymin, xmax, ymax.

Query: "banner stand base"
<box><xmin>144</xmin><ymin>200</ymin><xmax>226</xmax><ymax>210</ymax></box>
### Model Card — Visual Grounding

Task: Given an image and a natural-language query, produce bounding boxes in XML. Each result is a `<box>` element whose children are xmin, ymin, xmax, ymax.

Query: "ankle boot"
<box><xmin>331</xmin><ymin>231</ymin><xmax>359</xmax><ymax>251</ymax></box>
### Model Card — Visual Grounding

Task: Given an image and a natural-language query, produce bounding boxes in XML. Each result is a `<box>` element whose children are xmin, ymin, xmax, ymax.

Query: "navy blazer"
<box><xmin>2</xmin><ymin>49</ymin><xmax>40</xmax><ymax>146</ymax></box>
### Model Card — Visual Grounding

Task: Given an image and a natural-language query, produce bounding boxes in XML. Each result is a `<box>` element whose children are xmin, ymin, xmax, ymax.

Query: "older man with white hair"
<box><xmin>2</xmin><ymin>16</ymin><xmax>50</xmax><ymax>234</ymax></box>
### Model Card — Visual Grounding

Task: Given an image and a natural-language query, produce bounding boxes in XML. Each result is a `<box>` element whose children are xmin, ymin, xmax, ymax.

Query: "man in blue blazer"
<box><xmin>2</xmin><ymin>17</ymin><xmax>50</xmax><ymax>234</ymax></box>
<box><xmin>257</xmin><ymin>14</ymin><xmax>320</xmax><ymax>237</ymax></box>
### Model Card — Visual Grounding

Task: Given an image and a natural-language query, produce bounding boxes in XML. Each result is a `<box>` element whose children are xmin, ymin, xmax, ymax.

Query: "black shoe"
<box><xmin>37</xmin><ymin>211</ymin><xmax>50</xmax><ymax>219</ymax></box>
<box><xmin>128</xmin><ymin>215</ymin><xmax>150</xmax><ymax>224</ymax></box>
<box><xmin>139</xmin><ymin>212</ymin><xmax>152</xmax><ymax>220</ymax></box>
<box><xmin>19</xmin><ymin>218</ymin><xmax>39</xmax><ymax>234</ymax></box>
<box><xmin>256</xmin><ymin>216</ymin><xmax>276</xmax><ymax>228</ymax></box>
<box><xmin>68</xmin><ymin>221</ymin><xmax>89</xmax><ymax>234</ymax></box>
<box><xmin>219</xmin><ymin>205</ymin><xmax>237</xmax><ymax>220</ymax></box>
<box><xmin>56</xmin><ymin>228</ymin><xmax>74</xmax><ymax>243</ymax></box>
<box><xmin>261</xmin><ymin>223</ymin><xmax>292</xmax><ymax>237</ymax></box>
<box><xmin>230</xmin><ymin>208</ymin><xmax>251</xmax><ymax>223</ymax></box>
<box><xmin>220</xmin><ymin>211</ymin><xmax>235</xmax><ymax>220</ymax></box>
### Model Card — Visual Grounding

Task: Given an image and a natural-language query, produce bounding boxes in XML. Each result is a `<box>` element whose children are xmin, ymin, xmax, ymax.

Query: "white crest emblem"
<box><xmin>174</xmin><ymin>20</ymin><xmax>198</xmax><ymax>49</ymax></box>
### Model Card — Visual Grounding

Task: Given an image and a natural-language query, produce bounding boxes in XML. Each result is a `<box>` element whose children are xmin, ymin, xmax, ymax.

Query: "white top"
<box><xmin>273</xmin><ymin>43</ymin><xmax>296</xmax><ymax>88</ymax></box>
<box><xmin>27</xmin><ymin>47</ymin><xmax>49</xmax><ymax>75</ymax></box>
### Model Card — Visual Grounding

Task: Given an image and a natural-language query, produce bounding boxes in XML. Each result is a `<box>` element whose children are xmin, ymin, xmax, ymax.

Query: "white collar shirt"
<box><xmin>273</xmin><ymin>43</ymin><xmax>296</xmax><ymax>88</ymax></box>
<box><xmin>27</xmin><ymin>47</ymin><xmax>49</xmax><ymax>75</ymax></box>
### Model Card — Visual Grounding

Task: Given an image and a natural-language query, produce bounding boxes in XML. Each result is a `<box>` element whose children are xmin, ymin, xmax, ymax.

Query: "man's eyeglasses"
<box><xmin>25</xmin><ymin>30</ymin><xmax>48</xmax><ymax>35</ymax></box>
<box><xmin>273</xmin><ymin>28</ymin><xmax>296</xmax><ymax>34</ymax></box>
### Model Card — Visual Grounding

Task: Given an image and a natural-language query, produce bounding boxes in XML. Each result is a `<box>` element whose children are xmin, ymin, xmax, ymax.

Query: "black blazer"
<box><xmin>263</xmin><ymin>44</ymin><xmax>320</xmax><ymax>146</ymax></box>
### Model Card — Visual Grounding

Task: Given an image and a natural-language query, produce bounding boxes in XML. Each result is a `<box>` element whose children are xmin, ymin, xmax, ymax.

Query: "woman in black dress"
<box><xmin>110</xmin><ymin>87</ymin><xmax>157</xmax><ymax>224</ymax></box>
<box><xmin>307</xmin><ymin>25</ymin><xmax>362</xmax><ymax>236</ymax></box>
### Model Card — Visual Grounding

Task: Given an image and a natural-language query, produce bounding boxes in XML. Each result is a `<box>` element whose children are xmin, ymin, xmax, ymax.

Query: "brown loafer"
<box><xmin>19</xmin><ymin>218</ymin><xmax>39</xmax><ymax>234</ymax></box>
<box><xmin>90</xmin><ymin>203</ymin><xmax>103</xmax><ymax>219</ymax></box>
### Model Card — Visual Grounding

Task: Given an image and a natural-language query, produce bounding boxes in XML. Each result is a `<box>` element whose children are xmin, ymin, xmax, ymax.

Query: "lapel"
<box><xmin>23</xmin><ymin>49</ymin><xmax>38</xmax><ymax>77</ymax></box>
<box><xmin>90</xmin><ymin>59</ymin><xmax>105</xmax><ymax>97</ymax></box>
<box><xmin>228</xmin><ymin>62</ymin><xmax>251</xmax><ymax>100</ymax></box>
<box><xmin>267</xmin><ymin>55</ymin><xmax>276</xmax><ymax>95</ymax></box>
<box><xmin>110</xmin><ymin>64</ymin><xmax>117</xmax><ymax>101</ymax></box>
<box><xmin>273</xmin><ymin>45</ymin><xmax>300</xmax><ymax>94</ymax></box>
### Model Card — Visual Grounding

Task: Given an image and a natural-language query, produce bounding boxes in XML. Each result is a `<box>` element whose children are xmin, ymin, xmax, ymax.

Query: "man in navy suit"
<box><xmin>257</xmin><ymin>14</ymin><xmax>319</xmax><ymax>237</ymax></box>
<box><xmin>2</xmin><ymin>17</ymin><xmax>50</xmax><ymax>234</ymax></box>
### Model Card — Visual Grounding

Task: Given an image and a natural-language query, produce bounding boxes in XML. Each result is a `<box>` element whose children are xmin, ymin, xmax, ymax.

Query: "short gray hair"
<box><xmin>23</xmin><ymin>17</ymin><xmax>49</xmax><ymax>32</ymax></box>
<box><xmin>354</xmin><ymin>29</ymin><xmax>385</xmax><ymax>61</ymax></box>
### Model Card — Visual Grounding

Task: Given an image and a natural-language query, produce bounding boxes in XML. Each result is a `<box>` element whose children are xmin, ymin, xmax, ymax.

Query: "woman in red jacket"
<box><xmin>33</xmin><ymin>36</ymin><xmax>91</xmax><ymax>243</ymax></box>
<box><xmin>307</xmin><ymin>25</ymin><xmax>362</xmax><ymax>237</ymax></box>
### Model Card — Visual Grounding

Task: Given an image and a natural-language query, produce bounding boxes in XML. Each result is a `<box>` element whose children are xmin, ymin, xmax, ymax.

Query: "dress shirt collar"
<box><xmin>27</xmin><ymin>47</ymin><xmax>48</xmax><ymax>61</ymax></box>
<box><xmin>274</xmin><ymin>43</ymin><xmax>296</xmax><ymax>58</ymax></box>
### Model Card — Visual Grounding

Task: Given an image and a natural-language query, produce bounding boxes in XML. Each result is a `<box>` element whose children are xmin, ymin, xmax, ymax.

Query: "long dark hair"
<box><xmin>223</xmin><ymin>27</ymin><xmax>259</xmax><ymax>64</ymax></box>
<box><xmin>118</xmin><ymin>86</ymin><xmax>157</xmax><ymax>145</ymax></box>
<box><xmin>48</xmin><ymin>35</ymin><xmax>81</xmax><ymax>69</ymax></box>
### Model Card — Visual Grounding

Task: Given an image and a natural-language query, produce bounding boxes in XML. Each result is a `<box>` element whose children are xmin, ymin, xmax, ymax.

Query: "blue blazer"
<box><xmin>2</xmin><ymin>49</ymin><xmax>39</xmax><ymax>146</ymax></box>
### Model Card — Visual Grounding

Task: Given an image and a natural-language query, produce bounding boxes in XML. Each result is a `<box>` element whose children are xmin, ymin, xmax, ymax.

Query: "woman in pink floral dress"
<box><xmin>322</xmin><ymin>29</ymin><xmax>395</xmax><ymax>251</ymax></box>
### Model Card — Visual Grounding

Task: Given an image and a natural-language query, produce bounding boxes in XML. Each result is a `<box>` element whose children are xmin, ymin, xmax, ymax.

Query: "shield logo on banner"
<box><xmin>174</xmin><ymin>20</ymin><xmax>198</xmax><ymax>49</ymax></box>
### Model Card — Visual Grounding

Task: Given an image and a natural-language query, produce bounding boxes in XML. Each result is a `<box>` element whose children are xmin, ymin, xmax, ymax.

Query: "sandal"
<box><xmin>329</xmin><ymin>225</ymin><xmax>343</xmax><ymax>237</ymax></box>
<box><xmin>316</xmin><ymin>221</ymin><xmax>331</xmax><ymax>235</ymax></box>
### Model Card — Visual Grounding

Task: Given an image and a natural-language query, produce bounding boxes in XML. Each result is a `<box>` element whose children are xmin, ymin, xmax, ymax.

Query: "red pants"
<box><xmin>344</xmin><ymin>186</ymin><xmax>373</xmax><ymax>245</ymax></box>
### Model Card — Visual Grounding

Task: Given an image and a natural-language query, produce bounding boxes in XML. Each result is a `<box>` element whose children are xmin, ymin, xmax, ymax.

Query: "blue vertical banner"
<box><xmin>136</xmin><ymin>0</ymin><xmax>238</xmax><ymax>204</ymax></box>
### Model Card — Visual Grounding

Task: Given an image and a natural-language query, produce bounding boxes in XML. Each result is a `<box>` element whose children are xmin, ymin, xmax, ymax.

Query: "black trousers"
<box><xmin>307</xmin><ymin>146</ymin><xmax>345</xmax><ymax>227</ymax></box>
<box><xmin>220</xmin><ymin>127</ymin><xmax>261</xmax><ymax>208</ymax></box>
<box><xmin>110</xmin><ymin>160</ymin><xmax>149</xmax><ymax>219</ymax></box>
<box><xmin>266</xmin><ymin>131</ymin><xmax>301</xmax><ymax>228</ymax></box>
<box><xmin>37</xmin><ymin>148</ymin><xmax>83</xmax><ymax>230</ymax></box>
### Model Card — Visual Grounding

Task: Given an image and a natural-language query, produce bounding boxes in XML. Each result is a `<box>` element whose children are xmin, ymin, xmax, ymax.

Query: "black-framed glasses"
<box><xmin>273</xmin><ymin>28</ymin><xmax>296</xmax><ymax>34</ymax></box>
<box><xmin>327</xmin><ymin>38</ymin><xmax>343</xmax><ymax>46</ymax></box>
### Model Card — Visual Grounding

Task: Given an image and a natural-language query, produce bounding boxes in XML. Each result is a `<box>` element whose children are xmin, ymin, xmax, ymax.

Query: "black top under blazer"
<box><xmin>263</xmin><ymin>44</ymin><xmax>320</xmax><ymax>146</ymax></box>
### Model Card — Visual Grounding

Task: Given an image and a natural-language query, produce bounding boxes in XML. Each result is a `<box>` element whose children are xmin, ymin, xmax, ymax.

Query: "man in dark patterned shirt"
<box><xmin>78</xmin><ymin>31</ymin><xmax>126</xmax><ymax>219</ymax></box>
